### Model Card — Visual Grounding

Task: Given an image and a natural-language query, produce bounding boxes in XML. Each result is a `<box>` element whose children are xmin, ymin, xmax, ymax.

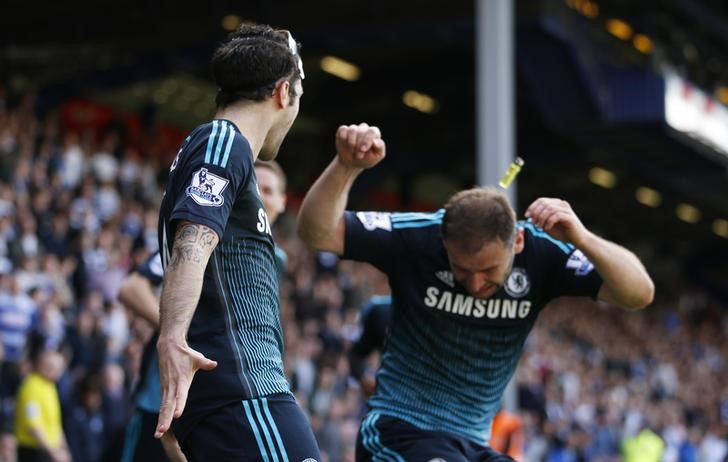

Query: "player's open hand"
<box><xmin>524</xmin><ymin>198</ymin><xmax>589</xmax><ymax>246</ymax></box>
<box><xmin>335</xmin><ymin>123</ymin><xmax>386</xmax><ymax>170</ymax></box>
<box><xmin>155</xmin><ymin>339</ymin><xmax>217</xmax><ymax>439</ymax></box>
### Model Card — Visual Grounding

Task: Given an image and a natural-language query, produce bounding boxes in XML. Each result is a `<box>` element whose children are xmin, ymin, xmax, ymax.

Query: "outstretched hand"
<box><xmin>335</xmin><ymin>123</ymin><xmax>386</xmax><ymax>170</ymax></box>
<box><xmin>524</xmin><ymin>198</ymin><xmax>589</xmax><ymax>246</ymax></box>
<box><xmin>155</xmin><ymin>339</ymin><xmax>217</xmax><ymax>439</ymax></box>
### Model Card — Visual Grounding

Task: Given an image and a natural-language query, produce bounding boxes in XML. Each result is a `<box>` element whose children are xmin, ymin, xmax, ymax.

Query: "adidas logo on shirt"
<box><xmin>435</xmin><ymin>270</ymin><xmax>455</xmax><ymax>287</ymax></box>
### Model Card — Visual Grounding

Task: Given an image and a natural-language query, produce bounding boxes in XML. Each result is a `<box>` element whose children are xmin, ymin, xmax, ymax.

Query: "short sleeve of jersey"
<box><xmin>343</xmin><ymin>211</ymin><xmax>403</xmax><ymax>272</ymax></box>
<box><xmin>550</xmin><ymin>247</ymin><xmax>603</xmax><ymax>299</ymax></box>
<box><xmin>523</xmin><ymin>223</ymin><xmax>603</xmax><ymax>300</ymax></box>
<box><xmin>137</xmin><ymin>252</ymin><xmax>163</xmax><ymax>288</ymax></box>
<box><xmin>169</xmin><ymin>120</ymin><xmax>252</xmax><ymax>240</ymax></box>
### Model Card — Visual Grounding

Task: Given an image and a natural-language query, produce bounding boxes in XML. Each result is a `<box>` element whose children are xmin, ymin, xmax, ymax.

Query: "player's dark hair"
<box><xmin>442</xmin><ymin>187</ymin><xmax>516</xmax><ymax>253</ymax></box>
<box><xmin>254</xmin><ymin>159</ymin><xmax>287</xmax><ymax>193</ymax></box>
<box><xmin>212</xmin><ymin>24</ymin><xmax>302</xmax><ymax>108</ymax></box>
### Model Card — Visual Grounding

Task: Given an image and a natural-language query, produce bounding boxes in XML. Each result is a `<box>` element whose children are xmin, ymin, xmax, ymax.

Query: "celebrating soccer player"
<box><xmin>297</xmin><ymin>123</ymin><xmax>654</xmax><ymax>462</ymax></box>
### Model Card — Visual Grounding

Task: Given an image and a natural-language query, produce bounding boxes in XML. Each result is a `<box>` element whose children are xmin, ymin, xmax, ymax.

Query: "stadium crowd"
<box><xmin>0</xmin><ymin>91</ymin><xmax>727</xmax><ymax>462</ymax></box>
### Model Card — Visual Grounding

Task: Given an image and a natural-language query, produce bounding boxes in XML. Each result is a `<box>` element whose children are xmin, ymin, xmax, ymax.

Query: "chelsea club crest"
<box><xmin>504</xmin><ymin>267</ymin><xmax>530</xmax><ymax>298</ymax></box>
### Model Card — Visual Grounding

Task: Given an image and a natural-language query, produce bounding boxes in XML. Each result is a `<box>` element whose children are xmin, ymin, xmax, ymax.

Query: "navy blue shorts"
<box><xmin>121</xmin><ymin>409</ymin><xmax>170</xmax><ymax>462</ymax></box>
<box><xmin>175</xmin><ymin>393</ymin><xmax>321</xmax><ymax>462</ymax></box>
<box><xmin>356</xmin><ymin>412</ymin><xmax>515</xmax><ymax>462</ymax></box>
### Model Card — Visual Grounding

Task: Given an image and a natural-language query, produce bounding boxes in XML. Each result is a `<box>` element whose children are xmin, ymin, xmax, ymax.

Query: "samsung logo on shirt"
<box><xmin>423</xmin><ymin>287</ymin><xmax>532</xmax><ymax>319</ymax></box>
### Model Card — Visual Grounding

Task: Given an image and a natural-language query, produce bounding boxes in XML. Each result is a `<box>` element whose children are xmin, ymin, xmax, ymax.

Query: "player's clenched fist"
<box><xmin>335</xmin><ymin>123</ymin><xmax>386</xmax><ymax>169</ymax></box>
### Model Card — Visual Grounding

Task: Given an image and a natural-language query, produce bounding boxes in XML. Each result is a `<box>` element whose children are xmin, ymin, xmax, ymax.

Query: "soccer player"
<box><xmin>297</xmin><ymin>123</ymin><xmax>655</xmax><ymax>461</ymax></box>
<box><xmin>121</xmin><ymin>160</ymin><xmax>288</xmax><ymax>462</ymax></box>
<box><xmin>253</xmin><ymin>160</ymin><xmax>289</xmax><ymax>280</ymax></box>
<box><xmin>253</xmin><ymin>160</ymin><xmax>287</xmax><ymax>226</ymax></box>
<box><xmin>348</xmin><ymin>295</ymin><xmax>392</xmax><ymax>396</ymax></box>
<box><xmin>155</xmin><ymin>24</ymin><xmax>320</xmax><ymax>461</ymax></box>
<box><xmin>119</xmin><ymin>251</ymin><xmax>186</xmax><ymax>462</ymax></box>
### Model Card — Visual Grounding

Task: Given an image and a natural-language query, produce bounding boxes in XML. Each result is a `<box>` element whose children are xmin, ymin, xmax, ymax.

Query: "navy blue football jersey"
<box><xmin>133</xmin><ymin>252</ymin><xmax>164</xmax><ymax>413</ymax></box>
<box><xmin>349</xmin><ymin>295</ymin><xmax>392</xmax><ymax>381</ymax></box>
<box><xmin>158</xmin><ymin>120</ymin><xmax>289</xmax><ymax>419</ymax></box>
<box><xmin>343</xmin><ymin>210</ymin><xmax>602</xmax><ymax>445</ymax></box>
<box><xmin>137</xmin><ymin>251</ymin><xmax>163</xmax><ymax>287</ymax></box>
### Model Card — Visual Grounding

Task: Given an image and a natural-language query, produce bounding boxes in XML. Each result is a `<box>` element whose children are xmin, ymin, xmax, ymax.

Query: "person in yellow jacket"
<box><xmin>15</xmin><ymin>349</ymin><xmax>70</xmax><ymax>462</ymax></box>
<box><xmin>622</xmin><ymin>427</ymin><xmax>665</xmax><ymax>462</ymax></box>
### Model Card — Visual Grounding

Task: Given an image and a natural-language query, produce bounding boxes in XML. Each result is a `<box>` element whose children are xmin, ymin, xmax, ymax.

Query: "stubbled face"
<box><xmin>259</xmin><ymin>79</ymin><xmax>303</xmax><ymax>161</ymax></box>
<box><xmin>255</xmin><ymin>166</ymin><xmax>285</xmax><ymax>224</ymax></box>
<box><xmin>444</xmin><ymin>230</ymin><xmax>523</xmax><ymax>299</ymax></box>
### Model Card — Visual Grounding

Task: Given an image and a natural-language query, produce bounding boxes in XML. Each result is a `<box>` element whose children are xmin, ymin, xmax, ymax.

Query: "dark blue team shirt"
<box><xmin>158</xmin><ymin>120</ymin><xmax>290</xmax><ymax>428</ymax></box>
<box><xmin>132</xmin><ymin>252</ymin><xmax>163</xmax><ymax>413</ymax></box>
<box><xmin>343</xmin><ymin>210</ymin><xmax>603</xmax><ymax>444</ymax></box>
<box><xmin>349</xmin><ymin>295</ymin><xmax>392</xmax><ymax>381</ymax></box>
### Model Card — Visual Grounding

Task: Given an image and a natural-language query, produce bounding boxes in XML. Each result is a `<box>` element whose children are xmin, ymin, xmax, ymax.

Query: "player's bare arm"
<box><xmin>525</xmin><ymin>197</ymin><xmax>654</xmax><ymax>310</ymax></box>
<box><xmin>119</xmin><ymin>272</ymin><xmax>160</xmax><ymax>327</ymax></box>
<box><xmin>155</xmin><ymin>222</ymin><xmax>219</xmax><ymax>438</ymax></box>
<box><xmin>297</xmin><ymin>123</ymin><xmax>386</xmax><ymax>254</ymax></box>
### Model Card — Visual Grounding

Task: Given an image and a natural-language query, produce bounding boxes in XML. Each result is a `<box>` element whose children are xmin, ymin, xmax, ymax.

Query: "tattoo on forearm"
<box><xmin>168</xmin><ymin>223</ymin><xmax>219</xmax><ymax>270</ymax></box>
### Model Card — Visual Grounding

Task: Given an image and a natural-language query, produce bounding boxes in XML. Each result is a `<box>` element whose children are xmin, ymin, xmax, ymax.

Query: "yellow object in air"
<box><xmin>498</xmin><ymin>157</ymin><xmax>525</xmax><ymax>189</ymax></box>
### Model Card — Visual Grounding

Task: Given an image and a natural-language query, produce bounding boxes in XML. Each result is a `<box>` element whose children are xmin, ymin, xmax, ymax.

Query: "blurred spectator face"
<box><xmin>51</xmin><ymin>213</ymin><xmax>69</xmax><ymax>237</ymax></box>
<box><xmin>143</xmin><ymin>207</ymin><xmax>158</xmax><ymax>228</ymax></box>
<box><xmin>255</xmin><ymin>165</ymin><xmax>286</xmax><ymax>224</ymax></box>
<box><xmin>83</xmin><ymin>291</ymin><xmax>105</xmax><ymax>314</ymax></box>
<box><xmin>313</xmin><ymin>274</ymin><xmax>343</xmax><ymax>308</ymax></box>
<box><xmin>32</xmin><ymin>189</ymin><xmax>52</xmax><ymax>213</ymax></box>
<box><xmin>63</xmin><ymin>131</ymin><xmax>80</xmax><ymax>148</ymax></box>
<box><xmin>83</xmin><ymin>387</ymin><xmax>102</xmax><ymax>411</ymax></box>
<box><xmin>38</xmin><ymin>350</ymin><xmax>65</xmax><ymax>382</ymax></box>
<box><xmin>78</xmin><ymin>310</ymin><xmax>96</xmax><ymax>335</ymax></box>
<box><xmin>102</xmin><ymin>363</ymin><xmax>125</xmax><ymax>392</ymax></box>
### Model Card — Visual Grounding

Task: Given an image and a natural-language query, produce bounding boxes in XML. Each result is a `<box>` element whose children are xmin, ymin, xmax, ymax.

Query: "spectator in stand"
<box><xmin>14</xmin><ymin>349</ymin><xmax>70</xmax><ymax>462</ymax></box>
<box><xmin>100</xmin><ymin>363</ymin><xmax>130</xmax><ymax>447</ymax></box>
<box><xmin>64</xmin><ymin>375</ymin><xmax>106</xmax><ymax>462</ymax></box>
<box><xmin>0</xmin><ymin>87</ymin><xmax>727</xmax><ymax>462</ymax></box>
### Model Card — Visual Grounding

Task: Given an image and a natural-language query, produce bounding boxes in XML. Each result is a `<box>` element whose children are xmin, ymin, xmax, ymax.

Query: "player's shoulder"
<box><xmin>387</xmin><ymin>210</ymin><xmax>443</xmax><ymax>253</ymax></box>
<box><xmin>353</xmin><ymin>209</ymin><xmax>443</xmax><ymax>240</ymax></box>
<box><xmin>519</xmin><ymin>220</ymin><xmax>575</xmax><ymax>257</ymax></box>
<box><xmin>182</xmin><ymin>120</ymin><xmax>253</xmax><ymax>171</ymax></box>
<box><xmin>366</xmin><ymin>294</ymin><xmax>393</xmax><ymax>310</ymax></box>
<box><xmin>391</xmin><ymin>209</ymin><xmax>444</xmax><ymax>244</ymax></box>
<box><xmin>389</xmin><ymin>209</ymin><xmax>445</xmax><ymax>230</ymax></box>
<box><xmin>21</xmin><ymin>373</ymin><xmax>46</xmax><ymax>394</ymax></box>
<box><xmin>361</xmin><ymin>295</ymin><xmax>392</xmax><ymax>319</ymax></box>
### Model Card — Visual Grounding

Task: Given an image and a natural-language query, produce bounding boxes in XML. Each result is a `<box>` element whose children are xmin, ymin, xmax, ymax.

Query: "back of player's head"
<box><xmin>212</xmin><ymin>24</ymin><xmax>303</xmax><ymax>108</ymax></box>
<box><xmin>442</xmin><ymin>187</ymin><xmax>516</xmax><ymax>253</ymax></box>
<box><xmin>254</xmin><ymin>159</ymin><xmax>287</xmax><ymax>193</ymax></box>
